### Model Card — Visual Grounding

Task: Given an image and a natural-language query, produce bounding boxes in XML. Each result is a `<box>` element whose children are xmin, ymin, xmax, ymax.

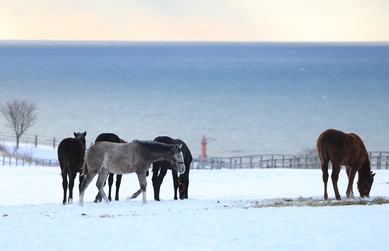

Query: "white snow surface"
<box><xmin>1</xmin><ymin>146</ymin><xmax>389</xmax><ymax>250</ymax></box>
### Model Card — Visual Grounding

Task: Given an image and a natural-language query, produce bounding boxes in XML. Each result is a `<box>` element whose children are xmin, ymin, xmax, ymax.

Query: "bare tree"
<box><xmin>0</xmin><ymin>100</ymin><xmax>37</xmax><ymax>149</ymax></box>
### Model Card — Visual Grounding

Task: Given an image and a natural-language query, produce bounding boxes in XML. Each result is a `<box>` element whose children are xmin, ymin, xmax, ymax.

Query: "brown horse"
<box><xmin>316</xmin><ymin>129</ymin><xmax>375</xmax><ymax>200</ymax></box>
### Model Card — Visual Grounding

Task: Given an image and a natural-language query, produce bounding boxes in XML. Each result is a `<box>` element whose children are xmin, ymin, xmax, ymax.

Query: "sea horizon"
<box><xmin>0</xmin><ymin>41</ymin><xmax>388</xmax><ymax>157</ymax></box>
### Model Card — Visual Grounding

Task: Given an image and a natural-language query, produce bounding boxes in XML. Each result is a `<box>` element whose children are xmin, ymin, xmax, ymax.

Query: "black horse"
<box><xmin>57</xmin><ymin>132</ymin><xmax>87</xmax><ymax>204</ymax></box>
<box><xmin>152</xmin><ymin>136</ymin><xmax>192</xmax><ymax>201</ymax></box>
<box><xmin>94</xmin><ymin>133</ymin><xmax>126</xmax><ymax>202</ymax></box>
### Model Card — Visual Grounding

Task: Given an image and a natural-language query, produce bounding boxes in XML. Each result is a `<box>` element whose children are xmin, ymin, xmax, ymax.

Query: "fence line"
<box><xmin>1</xmin><ymin>131</ymin><xmax>389</xmax><ymax>169</ymax></box>
<box><xmin>0</xmin><ymin>155</ymin><xmax>59</xmax><ymax>167</ymax></box>
<box><xmin>0</xmin><ymin>131</ymin><xmax>94</xmax><ymax>149</ymax></box>
<box><xmin>193</xmin><ymin>151</ymin><xmax>389</xmax><ymax>170</ymax></box>
<box><xmin>1</xmin><ymin>151</ymin><xmax>388</xmax><ymax>169</ymax></box>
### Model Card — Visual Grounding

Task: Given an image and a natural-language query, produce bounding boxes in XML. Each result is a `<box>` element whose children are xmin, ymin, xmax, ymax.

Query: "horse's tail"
<box><xmin>59</xmin><ymin>152</ymin><xmax>70</xmax><ymax>176</ymax></box>
<box><xmin>81</xmin><ymin>161</ymin><xmax>88</xmax><ymax>177</ymax></box>
<box><xmin>316</xmin><ymin>134</ymin><xmax>328</xmax><ymax>165</ymax></box>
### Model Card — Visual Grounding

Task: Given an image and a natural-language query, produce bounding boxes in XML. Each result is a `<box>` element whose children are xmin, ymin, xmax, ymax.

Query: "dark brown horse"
<box><xmin>130</xmin><ymin>136</ymin><xmax>192</xmax><ymax>201</ymax></box>
<box><xmin>316</xmin><ymin>129</ymin><xmax>375</xmax><ymax>200</ymax></box>
<box><xmin>152</xmin><ymin>136</ymin><xmax>192</xmax><ymax>201</ymax></box>
<box><xmin>57</xmin><ymin>132</ymin><xmax>86</xmax><ymax>204</ymax></box>
<box><xmin>94</xmin><ymin>133</ymin><xmax>126</xmax><ymax>202</ymax></box>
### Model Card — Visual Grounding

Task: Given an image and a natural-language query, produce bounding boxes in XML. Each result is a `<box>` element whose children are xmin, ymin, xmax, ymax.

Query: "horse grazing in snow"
<box><xmin>94</xmin><ymin>133</ymin><xmax>126</xmax><ymax>202</ymax></box>
<box><xmin>57</xmin><ymin>132</ymin><xmax>87</xmax><ymax>204</ymax></box>
<box><xmin>79</xmin><ymin>140</ymin><xmax>185</xmax><ymax>205</ymax></box>
<box><xmin>316</xmin><ymin>129</ymin><xmax>375</xmax><ymax>200</ymax></box>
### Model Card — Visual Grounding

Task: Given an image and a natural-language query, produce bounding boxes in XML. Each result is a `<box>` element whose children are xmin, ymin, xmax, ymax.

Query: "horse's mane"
<box><xmin>133</xmin><ymin>140</ymin><xmax>173</xmax><ymax>153</ymax></box>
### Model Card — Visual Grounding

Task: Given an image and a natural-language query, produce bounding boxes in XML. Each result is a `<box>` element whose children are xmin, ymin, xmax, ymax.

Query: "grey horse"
<box><xmin>79</xmin><ymin>140</ymin><xmax>185</xmax><ymax>205</ymax></box>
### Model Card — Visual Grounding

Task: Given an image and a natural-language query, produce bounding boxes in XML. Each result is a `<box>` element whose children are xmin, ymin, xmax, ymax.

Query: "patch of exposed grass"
<box><xmin>0</xmin><ymin>144</ymin><xmax>34</xmax><ymax>161</ymax></box>
<box><xmin>250</xmin><ymin>196</ymin><xmax>389</xmax><ymax>208</ymax></box>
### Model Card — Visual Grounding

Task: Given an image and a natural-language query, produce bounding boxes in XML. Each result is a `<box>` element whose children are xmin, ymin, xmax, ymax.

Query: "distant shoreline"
<box><xmin>1</xmin><ymin>40</ymin><xmax>389</xmax><ymax>46</ymax></box>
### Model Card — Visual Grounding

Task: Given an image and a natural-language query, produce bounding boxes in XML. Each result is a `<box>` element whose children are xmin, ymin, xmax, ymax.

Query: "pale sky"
<box><xmin>1</xmin><ymin>0</ymin><xmax>388</xmax><ymax>41</ymax></box>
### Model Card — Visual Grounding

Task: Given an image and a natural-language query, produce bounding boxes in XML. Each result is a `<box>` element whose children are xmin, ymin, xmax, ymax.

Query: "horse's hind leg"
<box><xmin>61</xmin><ymin>172</ymin><xmax>68</xmax><ymax>204</ymax></box>
<box><xmin>137</xmin><ymin>171</ymin><xmax>148</xmax><ymax>204</ymax></box>
<box><xmin>331</xmin><ymin>164</ymin><xmax>341</xmax><ymax>200</ymax></box>
<box><xmin>68</xmin><ymin>173</ymin><xmax>75</xmax><ymax>204</ymax></box>
<box><xmin>96</xmin><ymin>167</ymin><xmax>110</xmax><ymax>203</ymax></box>
<box><xmin>320</xmin><ymin>160</ymin><xmax>329</xmax><ymax>200</ymax></box>
<box><xmin>79</xmin><ymin>171</ymin><xmax>97</xmax><ymax>206</ymax></box>
<box><xmin>345</xmin><ymin>166</ymin><xmax>357</xmax><ymax>198</ymax></box>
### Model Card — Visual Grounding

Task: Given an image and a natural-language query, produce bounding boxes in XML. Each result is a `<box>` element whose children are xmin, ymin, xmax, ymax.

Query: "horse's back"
<box><xmin>59</xmin><ymin>137</ymin><xmax>84</xmax><ymax>152</ymax></box>
<box><xmin>58</xmin><ymin>138</ymin><xmax>85</xmax><ymax>173</ymax></box>
<box><xmin>317</xmin><ymin>129</ymin><xmax>368</xmax><ymax>165</ymax></box>
<box><xmin>95</xmin><ymin>133</ymin><xmax>124</xmax><ymax>143</ymax></box>
<box><xmin>87</xmin><ymin>141</ymin><xmax>133</xmax><ymax>164</ymax></box>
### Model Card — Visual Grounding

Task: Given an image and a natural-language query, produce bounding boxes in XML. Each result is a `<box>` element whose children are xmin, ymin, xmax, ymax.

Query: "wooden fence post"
<box><xmin>53</xmin><ymin>137</ymin><xmax>56</xmax><ymax>149</ymax></box>
<box><xmin>386</xmin><ymin>155</ymin><xmax>389</xmax><ymax>169</ymax></box>
<box><xmin>35</xmin><ymin>135</ymin><xmax>38</xmax><ymax>147</ymax></box>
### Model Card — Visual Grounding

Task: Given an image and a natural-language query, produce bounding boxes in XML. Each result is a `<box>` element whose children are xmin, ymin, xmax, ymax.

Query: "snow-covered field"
<box><xmin>0</xmin><ymin>146</ymin><xmax>388</xmax><ymax>250</ymax></box>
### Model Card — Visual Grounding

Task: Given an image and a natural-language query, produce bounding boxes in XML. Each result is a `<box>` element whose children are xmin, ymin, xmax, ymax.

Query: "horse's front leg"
<box><xmin>172</xmin><ymin>170</ymin><xmax>179</xmax><ymax>200</ymax></box>
<box><xmin>152</xmin><ymin>165</ymin><xmax>167</xmax><ymax>201</ymax></box>
<box><xmin>137</xmin><ymin>170</ymin><xmax>148</xmax><ymax>204</ymax></box>
<box><xmin>107</xmin><ymin>173</ymin><xmax>114</xmax><ymax>201</ymax></box>
<box><xmin>346</xmin><ymin>167</ymin><xmax>357</xmax><ymax>198</ymax></box>
<box><xmin>115</xmin><ymin>174</ymin><xmax>122</xmax><ymax>201</ymax></box>
<box><xmin>179</xmin><ymin>174</ymin><xmax>189</xmax><ymax>200</ymax></box>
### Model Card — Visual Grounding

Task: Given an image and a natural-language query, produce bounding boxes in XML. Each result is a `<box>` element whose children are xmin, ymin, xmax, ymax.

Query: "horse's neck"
<box><xmin>146</xmin><ymin>143</ymin><xmax>172</xmax><ymax>162</ymax></box>
<box><xmin>77</xmin><ymin>138</ymin><xmax>86</xmax><ymax>149</ymax></box>
<box><xmin>358</xmin><ymin>158</ymin><xmax>371</xmax><ymax>177</ymax></box>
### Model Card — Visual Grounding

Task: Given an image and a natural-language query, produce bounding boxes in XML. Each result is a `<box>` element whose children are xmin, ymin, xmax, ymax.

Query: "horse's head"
<box><xmin>357</xmin><ymin>171</ymin><xmax>375</xmax><ymax>198</ymax></box>
<box><xmin>170</xmin><ymin>144</ymin><xmax>185</xmax><ymax>175</ymax></box>
<box><xmin>74</xmin><ymin>131</ymin><xmax>87</xmax><ymax>149</ymax></box>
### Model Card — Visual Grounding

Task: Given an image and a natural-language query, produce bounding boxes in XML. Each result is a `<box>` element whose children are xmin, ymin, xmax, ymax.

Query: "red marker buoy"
<box><xmin>201</xmin><ymin>136</ymin><xmax>207</xmax><ymax>159</ymax></box>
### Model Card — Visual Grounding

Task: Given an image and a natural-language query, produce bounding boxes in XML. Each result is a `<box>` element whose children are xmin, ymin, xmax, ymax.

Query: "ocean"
<box><xmin>0</xmin><ymin>41</ymin><xmax>388</xmax><ymax>157</ymax></box>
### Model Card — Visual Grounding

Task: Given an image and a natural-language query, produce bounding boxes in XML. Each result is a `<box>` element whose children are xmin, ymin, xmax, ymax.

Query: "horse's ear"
<box><xmin>74</xmin><ymin>132</ymin><xmax>77</xmax><ymax>137</ymax></box>
<box><xmin>371</xmin><ymin>171</ymin><xmax>376</xmax><ymax>177</ymax></box>
<box><xmin>174</xmin><ymin>144</ymin><xmax>182</xmax><ymax>151</ymax></box>
<box><xmin>83</xmin><ymin>131</ymin><xmax>87</xmax><ymax>137</ymax></box>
